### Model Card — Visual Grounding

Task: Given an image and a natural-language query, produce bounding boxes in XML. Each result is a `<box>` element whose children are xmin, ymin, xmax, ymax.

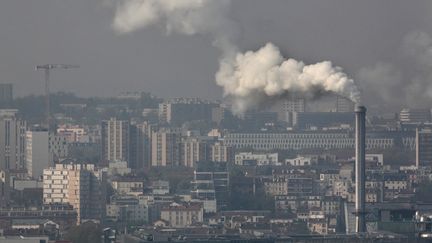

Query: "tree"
<box><xmin>63</xmin><ymin>221</ymin><xmax>101</xmax><ymax>243</ymax></box>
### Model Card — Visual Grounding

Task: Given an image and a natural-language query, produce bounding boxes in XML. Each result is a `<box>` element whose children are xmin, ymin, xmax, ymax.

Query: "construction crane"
<box><xmin>35</xmin><ymin>64</ymin><xmax>79</xmax><ymax>130</ymax></box>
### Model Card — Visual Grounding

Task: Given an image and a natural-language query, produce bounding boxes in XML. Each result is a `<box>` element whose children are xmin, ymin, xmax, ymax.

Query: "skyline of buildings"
<box><xmin>0</xmin><ymin>92</ymin><xmax>432</xmax><ymax>241</ymax></box>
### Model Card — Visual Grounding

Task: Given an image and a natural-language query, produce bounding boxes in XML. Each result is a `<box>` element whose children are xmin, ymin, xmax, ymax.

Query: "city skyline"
<box><xmin>2</xmin><ymin>1</ymin><xmax>432</xmax><ymax>242</ymax></box>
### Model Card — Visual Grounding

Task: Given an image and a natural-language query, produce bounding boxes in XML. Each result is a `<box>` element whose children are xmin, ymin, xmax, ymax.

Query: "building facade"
<box><xmin>101</xmin><ymin>118</ymin><xmax>130</xmax><ymax>163</ymax></box>
<box><xmin>211</xmin><ymin>142</ymin><xmax>234</xmax><ymax>163</ymax></box>
<box><xmin>160</xmin><ymin>202</ymin><xmax>204</xmax><ymax>228</ymax></box>
<box><xmin>26</xmin><ymin>130</ymin><xmax>50</xmax><ymax>179</ymax></box>
<box><xmin>56</xmin><ymin>125</ymin><xmax>86</xmax><ymax>143</ymax></box>
<box><xmin>400</xmin><ymin>108</ymin><xmax>431</xmax><ymax>124</ymax></box>
<box><xmin>0</xmin><ymin>110</ymin><xmax>26</xmax><ymax>170</ymax></box>
<box><xmin>181</xmin><ymin>138</ymin><xmax>210</xmax><ymax>167</ymax></box>
<box><xmin>158</xmin><ymin>98</ymin><xmax>216</xmax><ymax>125</ymax></box>
<box><xmin>335</xmin><ymin>95</ymin><xmax>355</xmax><ymax>112</ymax></box>
<box><xmin>43</xmin><ymin>164</ymin><xmax>106</xmax><ymax>224</ymax></box>
<box><xmin>276</xmin><ymin>96</ymin><xmax>305</xmax><ymax>125</ymax></box>
<box><xmin>416</xmin><ymin>128</ymin><xmax>432</xmax><ymax>167</ymax></box>
<box><xmin>49</xmin><ymin>134</ymin><xmax>68</xmax><ymax>162</ymax></box>
<box><xmin>151</xmin><ymin>128</ymin><xmax>181</xmax><ymax>167</ymax></box>
<box><xmin>129</xmin><ymin>122</ymin><xmax>155</xmax><ymax>169</ymax></box>
<box><xmin>106</xmin><ymin>195</ymin><xmax>148</xmax><ymax>224</ymax></box>
<box><xmin>191</xmin><ymin>162</ymin><xmax>229</xmax><ymax>212</ymax></box>
<box><xmin>224</xmin><ymin>132</ymin><xmax>400</xmax><ymax>151</ymax></box>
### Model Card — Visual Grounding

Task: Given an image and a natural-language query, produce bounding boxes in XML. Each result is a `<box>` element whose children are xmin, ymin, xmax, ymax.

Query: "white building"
<box><xmin>160</xmin><ymin>202</ymin><xmax>204</xmax><ymax>228</ymax></box>
<box><xmin>235</xmin><ymin>152</ymin><xmax>279</xmax><ymax>166</ymax></box>
<box><xmin>285</xmin><ymin>156</ymin><xmax>317</xmax><ymax>166</ymax></box>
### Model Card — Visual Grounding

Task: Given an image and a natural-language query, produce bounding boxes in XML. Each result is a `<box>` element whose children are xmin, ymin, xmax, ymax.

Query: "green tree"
<box><xmin>63</xmin><ymin>221</ymin><xmax>101</xmax><ymax>243</ymax></box>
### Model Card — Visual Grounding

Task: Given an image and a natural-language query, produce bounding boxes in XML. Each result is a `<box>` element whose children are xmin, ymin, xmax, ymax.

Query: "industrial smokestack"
<box><xmin>355</xmin><ymin>105</ymin><xmax>367</xmax><ymax>233</ymax></box>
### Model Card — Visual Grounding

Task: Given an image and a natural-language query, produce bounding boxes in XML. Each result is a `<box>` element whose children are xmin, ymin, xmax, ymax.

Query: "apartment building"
<box><xmin>151</xmin><ymin>128</ymin><xmax>181</xmax><ymax>167</ymax></box>
<box><xmin>101</xmin><ymin>118</ymin><xmax>130</xmax><ymax>163</ymax></box>
<box><xmin>43</xmin><ymin>164</ymin><xmax>106</xmax><ymax>224</ymax></box>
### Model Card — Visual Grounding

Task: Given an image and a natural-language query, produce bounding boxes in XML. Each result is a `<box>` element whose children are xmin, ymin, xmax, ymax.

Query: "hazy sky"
<box><xmin>1</xmin><ymin>0</ymin><xmax>432</xmax><ymax>106</ymax></box>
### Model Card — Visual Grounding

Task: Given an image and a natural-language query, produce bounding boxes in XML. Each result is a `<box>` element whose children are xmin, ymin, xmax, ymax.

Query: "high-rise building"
<box><xmin>0</xmin><ymin>109</ymin><xmax>26</xmax><ymax>170</ymax></box>
<box><xmin>210</xmin><ymin>142</ymin><xmax>234</xmax><ymax>163</ymax></box>
<box><xmin>49</xmin><ymin>134</ymin><xmax>69</xmax><ymax>162</ymax></box>
<box><xmin>336</xmin><ymin>95</ymin><xmax>355</xmax><ymax>112</ymax></box>
<box><xmin>129</xmin><ymin>122</ymin><xmax>156</xmax><ymax>169</ymax></box>
<box><xmin>158</xmin><ymin>98</ymin><xmax>216</xmax><ymax>125</ymax></box>
<box><xmin>26</xmin><ymin>130</ymin><xmax>69</xmax><ymax>179</ymax></box>
<box><xmin>416</xmin><ymin>128</ymin><xmax>432</xmax><ymax>167</ymax></box>
<box><xmin>400</xmin><ymin>108</ymin><xmax>431</xmax><ymax>124</ymax></box>
<box><xmin>26</xmin><ymin>130</ymin><xmax>50</xmax><ymax>179</ymax></box>
<box><xmin>151</xmin><ymin>128</ymin><xmax>181</xmax><ymax>167</ymax></box>
<box><xmin>0</xmin><ymin>83</ymin><xmax>13</xmax><ymax>107</ymax></box>
<box><xmin>101</xmin><ymin>118</ymin><xmax>130</xmax><ymax>164</ymax></box>
<box><xmin>181</xmin><ymin>137</ymin><xmax>210</xmax><ymax>167</ymax></box>
<box><xmin>277</xmin><ymin>96</ymin><xmax>305</xmax><ymax>125</ymax></box>
<box><xmin>43</xmin><ymin>164</ymin><xmax>106</xmax><ymax>224</ymax></box>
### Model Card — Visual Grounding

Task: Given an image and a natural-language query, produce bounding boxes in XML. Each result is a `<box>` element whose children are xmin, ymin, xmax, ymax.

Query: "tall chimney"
<box><xmin>355</xmin><ymin>105</ymin><xmax>366</xmax><ymax>233</ymax></box>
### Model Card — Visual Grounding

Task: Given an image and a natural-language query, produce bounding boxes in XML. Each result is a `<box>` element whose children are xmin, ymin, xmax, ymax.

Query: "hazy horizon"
<box><xmin>1</xmin><ymin>0</ymin><xmax>432</xmax><ymax>111</ymax></box>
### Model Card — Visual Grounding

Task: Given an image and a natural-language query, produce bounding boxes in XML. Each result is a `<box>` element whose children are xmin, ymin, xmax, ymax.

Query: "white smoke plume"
<box><xmin>112</xmin><ymin>0</ymin><xmax>361</xmax><ymax>114</ymax></box>
<box><xmin>217</xmin><ymin>43</ymin><xmax>360</xmax><ymax>114</ymax></box>
<box><xmin>112</xmin><ymin>0</ymin><xmax>237</xmax><ymax>55</ymax></box>
<box><xmin>357</xmin><ymin>30</ymin><xmax>432</xmax><ymax>111</ymax></box>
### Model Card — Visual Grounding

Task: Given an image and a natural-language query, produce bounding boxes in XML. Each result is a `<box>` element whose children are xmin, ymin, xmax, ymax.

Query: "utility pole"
<box><xmin>35</xmin><ymin>64</ymin><xmax>79</xmax><ymax>131</ymax></box>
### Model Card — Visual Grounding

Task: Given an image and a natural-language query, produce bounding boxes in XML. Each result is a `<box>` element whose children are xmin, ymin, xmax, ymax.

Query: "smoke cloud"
<box><xmin>357</xmin><ymin>30</ymin><xmax>432</xmax><ymax>110</ymax></box>
<box><xmin>216</xmin><ymin>43</ymin><xmax>360</xmax><ymax>114</ymax></box>
<box><xmin>112</xmin><ymin>0</ymin><xmax>361</xmax><ymax>114</ymax></box>
<box><xmin>113</xmin><ymin>0</ymin><xmax>237</xmax><ymax>55</ymax></box>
